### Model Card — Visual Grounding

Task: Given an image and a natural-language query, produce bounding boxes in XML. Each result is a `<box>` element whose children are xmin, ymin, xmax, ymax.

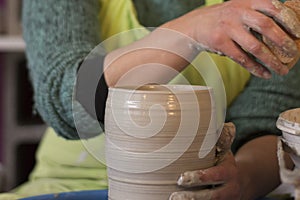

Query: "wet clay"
<box><xmin>173</xmin><ymin>122</ymin><xmax>235</xmax><ymax>188</ymax></box>
<box><xmin>177</xmin><ymin>170</ymin><xmax>205</xmax><ymax>187</ymax></box>
<box><xmin>277</xmin><ymin>109</ymin><xmax>300</xmax><ymax>200</ymax></box>
<box><xmin>105</xmin><ymin>85</ymin><xmax>217</xmax><ymax>200</ymax></box>
<box><xmin>169</xmin><ymin>190</ymin><xmax>213</xmax><ymax>200</ymax></box>
<box><xmin>216</xmin><ymin>122</ymin><xmax>236</xmax><ymax>162</ymax></box>
<box><xmin>168</xmin><ymin>123</ymin><xmax>235</xmax><ymax>200</ymax></box>
<box><xmin>265</xmin><ymin>0</ymin><xmax>300</xmax><ymax>68</ymax></box>
<box><xmin>278</xmin><ymin>139</ymin><xmax>300</xmax><ymax>200</ymax></box>
<box><xmin>284</xmin><ymin>0</ymin><xmax>300</xmax><ymax>36</ymax></box>
<box><xmin>280</xmin><ymin>108</ymin><xmax>300</xmax><ymax>124</ymax></box>
<box><xmin>176</xmin><ymin>122</ymin><xmax>235</xmax><ymax>188</ymax></box>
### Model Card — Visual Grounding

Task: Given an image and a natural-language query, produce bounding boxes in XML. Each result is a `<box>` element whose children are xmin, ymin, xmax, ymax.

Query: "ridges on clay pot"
<box><xmin>277</xmin><ymin>108</ymin><xmax>300</xmax><ymax>168</ymax></box>
<box><xmin>104</xmin><ymin>84</ymin><xmax>219</xmax><ymax>200</ymax></box>
<box><xmin>276</xmin><ymin>108</ymin><xmax>300</xmax><ymax>199</ymax></box>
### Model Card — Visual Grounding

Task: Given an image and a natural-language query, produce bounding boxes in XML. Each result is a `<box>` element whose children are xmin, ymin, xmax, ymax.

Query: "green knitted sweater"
<box><xmin>22</xmin><ymin>0</ymin><xmax>300</xmax><ymax>151</ymax></box>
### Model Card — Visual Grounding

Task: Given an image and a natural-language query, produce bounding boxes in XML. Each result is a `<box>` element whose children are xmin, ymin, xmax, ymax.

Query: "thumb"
<box><xmin>177</xmin><ymin>152</ymin><xmax>235</xmax><ymax>187</ymax></box>
<box><xmin>216</xmin><ymin>122</ymin><xmax>236</xmax><ymax>162</ymax></box>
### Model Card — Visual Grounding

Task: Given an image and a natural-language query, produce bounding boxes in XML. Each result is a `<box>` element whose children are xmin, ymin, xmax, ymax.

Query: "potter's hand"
<box><xmin>169</xmin><ymin>153</ymin><xmax>240</xmax><ymax>200</ymax></box>
<box><xmin>169</xmin><ymin>123</ymin><xmax>239</xmax><ymax>200</ymax></box>
<box><xmin>163</xmin><ymin>0</ymin><xmax>300</xmax><ymax>79</ymax></box>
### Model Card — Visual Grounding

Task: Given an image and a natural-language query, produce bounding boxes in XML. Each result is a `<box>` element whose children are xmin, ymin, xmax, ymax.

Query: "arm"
<box><xmin>170</xmin><ymin>54</ymin><xmax>300</xmax><ymax>200</ymax></box>
<box><xmin>22</xmin><ymin>0</ymin><xmax>101</xmax><ymax>139</ymax></box>
<box><xmin>225</xmin><ymin>50</ymin><xmax>300</xmax><ymax>199</ymax></box>
<box><xmin>23</xmin><ymin>0</ymin><xmax>300</xmax><ymax>140</ymax></box>
<box><xmin>104</xmin><ymin>0</ymin><xmax>300</xmax><ymax>87</ymax></box>
<box><xmin>235</xmin><ymin>135</ymin><xmax>294</xmax><ymax>200</ymax></box>
<box><xmin>229</xmin><ymin>50</ymin><xmax>300</xmax><ymax>199</ymax></box>
<box><xmin>170</xmin><ymin>134</ymin><xmax>294</xmax><ymax>200</ymax></box>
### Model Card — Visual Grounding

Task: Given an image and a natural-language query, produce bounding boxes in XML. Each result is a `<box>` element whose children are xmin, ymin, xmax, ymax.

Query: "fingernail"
<box><xmin>177</xmin><ymin>175</ymin><xmax>184</xmax><ymax>185</ymax></box>
<box><xmin>282</xmin><ymin>38</ymin><xmax>298</xmax><ymax>57</ymax></box>
<box><xmin>263</xmin><ymin>71</ymin><xmax>272</xmax><ymax>79</ymax></box>
<box><xmin>169</xmin><ymin>192</ymin><xmax>187</xmax><ymax>200</ymax></box>
<box><xmin>251</xmin><ymin>66</ymin><xmax>271</xmax><ymax>79</ymax></box>
<box><xmin>279</xmin><ymin>66</ymin><xmax>289</xmax><ymax>75</ymax></box>
<box><xmin>169</xmin><ymin>192</ymin><xmax>193</xmax><ymax>200</ymax></box>
<box><xmin>269</xmin><ymin>56</ymin><xmax>289</xmax><ymax>76</ymax></box>
<box><xmin>278</xmin><ymin>3</ymin><xmax>300</xmax><ymax>38</ymax></box>
<box><xmin>177</xmin><ymin>171</ymin><xmax>203</xmax><ymax>186</ymax></box>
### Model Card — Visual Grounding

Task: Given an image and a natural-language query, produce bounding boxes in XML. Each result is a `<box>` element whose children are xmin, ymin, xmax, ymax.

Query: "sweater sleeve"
<box><xmin>227</xmin><ymin>60</ymin><xmax>300</xmax><ymax>153</ymax></box>
<box><xmin>22</xmin><ymin>0</ymin><xmax>103</xmax><ymax>139</ymax></box>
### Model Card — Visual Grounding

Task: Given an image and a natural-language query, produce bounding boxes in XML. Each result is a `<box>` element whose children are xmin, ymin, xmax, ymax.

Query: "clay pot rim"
<box><xmin>277</xmin><ymin>108</ymin><xmax>300</xmax><ymax>136</ymax></box>
<box><xmin>109</xmin><ymin>84</ymin><xmax>213</xmax><ymax>94</ymax></box>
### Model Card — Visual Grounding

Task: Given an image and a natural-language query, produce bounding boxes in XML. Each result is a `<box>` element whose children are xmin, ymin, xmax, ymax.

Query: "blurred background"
<box><xmin>0</xmin><ymin>0</ymin><xmax>46</xmax><ymax>192</ymax></box>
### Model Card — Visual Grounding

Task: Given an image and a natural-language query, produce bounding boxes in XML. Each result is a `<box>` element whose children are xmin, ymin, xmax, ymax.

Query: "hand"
<box><xmin>169</xmin><ymin>152</ymin><xmax>241</xmax><ymax>200</ymax></box>
<box><xmin>169</xmin><ymin>123</ymin><xmax>242</xmax><ymax>200</ymax></box>
<box><xmin>163</xmin><ymin>0</ymin><xmax>300</xmax><ymax>79</ymax></box>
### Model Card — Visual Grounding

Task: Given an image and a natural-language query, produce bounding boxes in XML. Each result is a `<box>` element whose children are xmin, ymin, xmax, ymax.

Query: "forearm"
<box><xmin>104</xmin><ymin>0</ymin><xmax>300</xmax><ymax>87</ymax></box>
<box><xmin>227</xmin><ymin>53</ymin><xmax>300</xmax><ymax>200</ymax></box>
<box><xmin>235</xmin><ymin>135</ymin><xmax>294</xmax><ymax>200</ymax></box>
<box><xmin>22</xmin><ymin>0</ymin><xmax>101</xmax><ymax>139</ymax></box>
<box><xmin>103</xmin><ymin>27</ymin><xmax>198</xmax><ymax>87</ymax></box>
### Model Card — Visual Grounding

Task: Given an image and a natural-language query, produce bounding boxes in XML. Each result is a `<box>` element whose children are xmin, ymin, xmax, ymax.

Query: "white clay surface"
<box><xmin>105</xmin><ymin>85</ymin><xmax>218</xmax><ymax>200</ymax></box>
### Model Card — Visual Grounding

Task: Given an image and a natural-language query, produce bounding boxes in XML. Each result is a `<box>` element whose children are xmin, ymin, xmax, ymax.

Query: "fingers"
<box><xmin>170</xmin><ymin>182</ymin><xmax>241</xmax><ymax>200</ymax></box>
<box><xmin>177</xmin><ymin>152</ymin><xmax>236</xmax><ymax>188</ymax></box>
<box><xmin>226</xmin><ymin>20</ymin><xmax>290</xmax><ymax>76</ymax></box>
<box><xmin>175</xmin><ymin>127</ymin><xmax>236</xmax><ymax>189</ymax></box>
<box><xmin>246</xmin><ymin>0</ymin><xmax>300</xmax><ymax>71</ymax></box>
<box><xmin>211</xmin><ymin>33</ymin><xmax>272</xmax><ymax>79</ymax></box>
<box><xmin>216</xmin><ymin>122</ymin><xmax>236</xmax><ymax>159</ymax></box>
<box><xmin>219</xmin><ymin>0</ymin><xmax>300</xmax><ymax>77</ymax></box>
<box><xmin>169</xmin><ymin>190</ymin><xmax>213</xmax><ymax>200</ymax></box>
<box><xmin>177</xmin><ymin>170</ymin><xmax>224</xmax><ymax>188</ymax></box>
<box><xmin>242</xmin><ymin>9</ymin><xmax>299</xmax><ymax>59</ymax></box>
<box><xmin>252</xmin><ymin>0</ymin><xmax>300</xmax><ymax>38</ymax></box>
<box><xmin>171</xmin><ymin>153</ymin><xmax>240</xmax><ymax>200</ymax></box>
<box><xmin>211</xmin><ymin>32</ymin><xmax>271</xmax><ymax>79</ymax></box>
<box><xmin>206</xmin><ymin>13</ymin><xmax>276</xmax><ymax>78</ymax></box>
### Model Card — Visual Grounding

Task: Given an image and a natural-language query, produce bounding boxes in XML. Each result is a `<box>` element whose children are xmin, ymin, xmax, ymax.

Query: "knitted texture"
<box><xmin>21</xmin><ymin>0</ymin><xmax>208</xmax><ymax>140</ymax></box>
<box><xmin>22</xmin><ymin>0</ymin><xmax>300</xmax><ymax>148</ymax></box>
<box><xmin>22</xmin><ymin>0</ymin><xmax>101</xmax><ymax>139</ymax></box>
<box><xmin>228</xmin><ymin>62</ymin><xmax>300</xmax><ymax>152</ymax></box>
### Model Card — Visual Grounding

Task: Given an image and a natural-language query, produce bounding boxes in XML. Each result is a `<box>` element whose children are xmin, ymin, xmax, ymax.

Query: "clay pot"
<box><xmin>277</xmin><ymin>108</ymin><xmax>300</xmax><ymax>168</ymax></box>
<box><xmin>105</xmin><ymin>85</ymin><xmax>218</xmax><ymax>200</ymax></box>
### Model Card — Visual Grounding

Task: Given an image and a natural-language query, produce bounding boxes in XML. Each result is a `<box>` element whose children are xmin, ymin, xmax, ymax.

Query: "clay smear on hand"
<box><xmin>282</xmin><ymin>0</ymin><xmax>300</xmax><ymax>38</ymax></box>
<box><xmin>175</xmin><ymin>122</ymin><xmax>235</xmax><ymax>190</ymax></box>
<box><xmin>265</xmin><ymin>0</ymin><xmax>300</xmax><ymax>68</ymax></box>
<box><xmin>216</xmin><ymin>122</ymin><xmax>235</xmax><ymax>160</ymax></box>
<box><xmin>169</xmin><ymin>190</ymin><xmax>213</xmax><ymax>200</ymax></box>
